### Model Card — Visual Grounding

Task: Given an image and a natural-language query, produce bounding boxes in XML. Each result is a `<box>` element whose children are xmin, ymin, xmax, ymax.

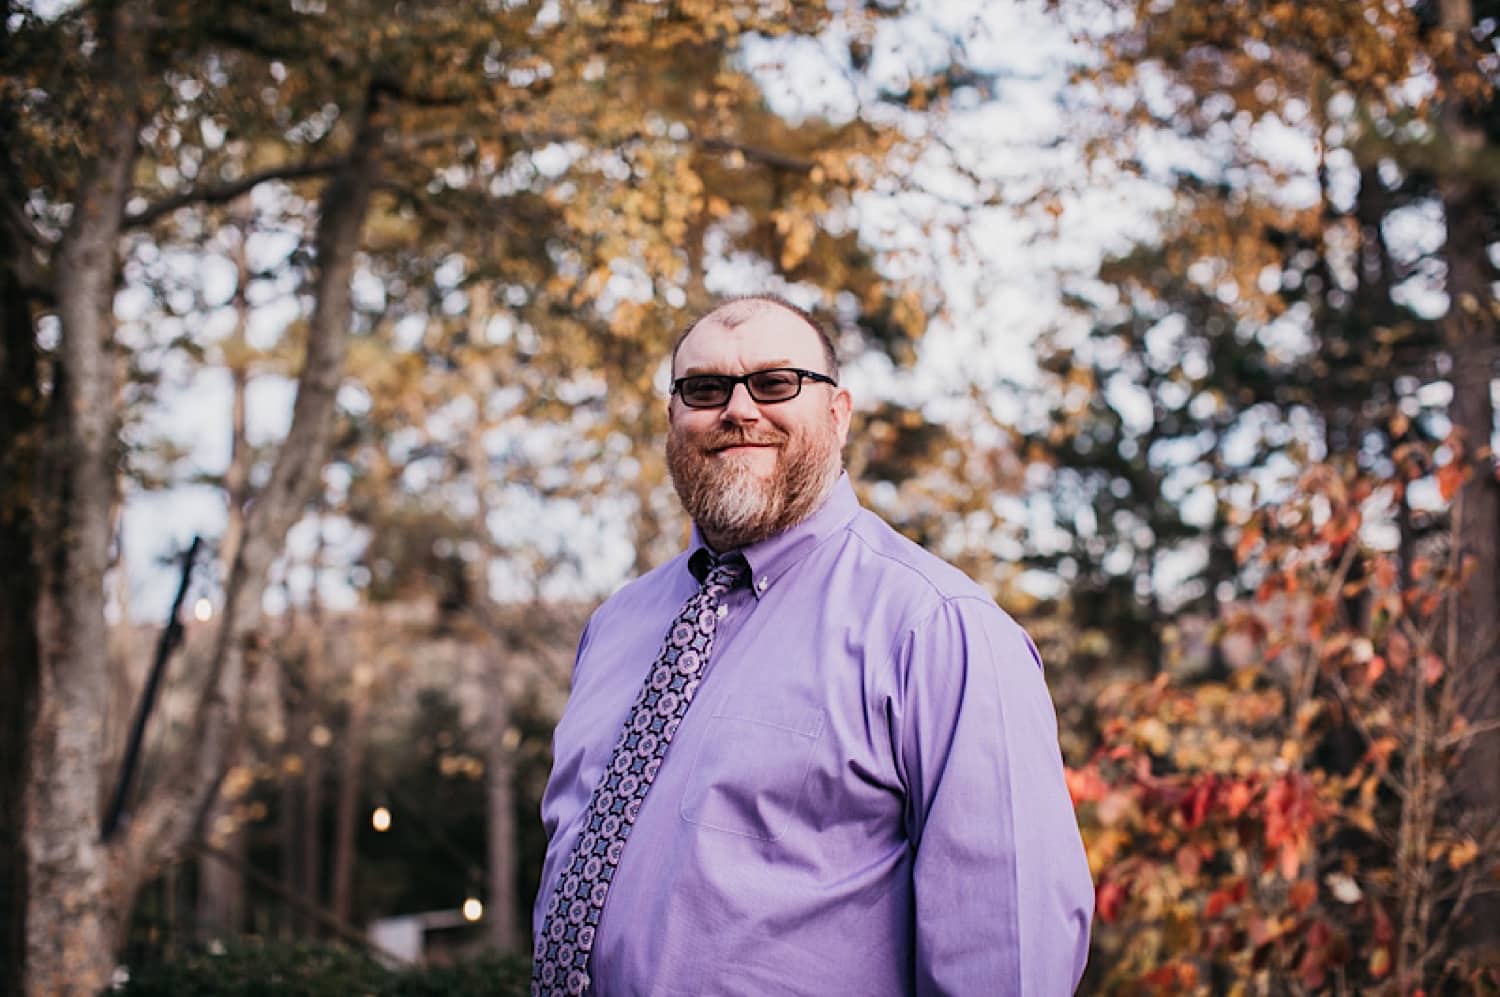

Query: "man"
<box><xmin>532</xmin><ymin>295</ymin><xmax>1092</xmax><ymax>996</ymax></box>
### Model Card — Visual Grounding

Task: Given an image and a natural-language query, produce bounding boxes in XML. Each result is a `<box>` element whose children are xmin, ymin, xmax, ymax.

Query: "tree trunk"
<box><xmin>456</xmin><ymin>382</ymin><xmax>521</xmax><ymax>951</ymax></box>
<box><xmin>1436</xmin><ymin>0</ymin><xmax>1500</xmax><ymax>952</ymax></box>
<box><xmin>0</xmin><ymin>79</ymin><xmax>44</xmax><ymax>997</ymax></box>
<box><xmin>23</xmin><ymin>59</ymin><xmax>386</xmax><ymax>990</ymax></box>
<box><xmin>301</xmin><ymin>628</ymin><xmax>327</xmax><ymax>936</ymax></box>
<box><xmin>330</xmin><ymin>654</ymin><xmax>373</xmax><ymax>928</ymax></box>
<box><xmin>482</xmin><ymin>649</ymin><xmax>519</xmax><ymax>952</ymax></box>
<box><xmin>220</xmin><ymin>202</ymin><xmax>255</xmax><ymax>581</ymax></box>
<box><xmin>1441</xmin><ymin>182</ymin><xmax>1500</xmax><ymax>817</ymax></box>
<box><xmin>277</xmin><ymin>694</ymin><xmax>306</xmax><ymax>938</ymax></box>
<box><xmin>24</xmin><ymin>2</ymin><xmax>147</xmax><ymax>992</ymax></box>
<box><xmin>196</xmin><ymin>238</ymin><xmax>256</xmax><ymax>938</ymax></box>
<box><xmin>196</xmin><ymin>760</ymin><xmax>248</xmax><ymax>941</ymax></box>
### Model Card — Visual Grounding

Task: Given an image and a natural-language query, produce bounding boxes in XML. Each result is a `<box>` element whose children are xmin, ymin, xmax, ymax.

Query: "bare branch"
<box><xmin>1441</xmin><ymin>717</ymin><xmax>1500</xmax><ymax>750</ymax></box>
<box><xmin>123</xmin><ymin>159</ymin><xmax>346</xmax><ymax>229</ymax></box>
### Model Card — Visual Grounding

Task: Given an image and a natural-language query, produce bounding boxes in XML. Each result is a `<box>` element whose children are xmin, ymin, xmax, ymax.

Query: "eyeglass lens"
<box><xmin>679</xmin><ymin>369</ymin><xmax>805</xmax><ymax>407</ymax></box>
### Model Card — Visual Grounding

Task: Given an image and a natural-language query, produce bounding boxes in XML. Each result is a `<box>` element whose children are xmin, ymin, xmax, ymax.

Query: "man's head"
<box><xmin>666</xmin><ymin>296</ymin><xmax>853</xmax><ymax>552</ymax></box>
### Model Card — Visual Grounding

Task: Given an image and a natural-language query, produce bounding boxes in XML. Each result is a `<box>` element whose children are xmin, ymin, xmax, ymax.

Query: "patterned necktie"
<box><xmin>532</xmin><ymin>555</ymin><xmax>746</xmax><ymax>997</ymax></box>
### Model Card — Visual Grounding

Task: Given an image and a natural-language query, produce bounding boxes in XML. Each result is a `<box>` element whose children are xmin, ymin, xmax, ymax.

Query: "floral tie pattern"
<box><xmin>532</xmin><ymin>556</ymin><xmax>746</xmax><ymax>997</ymax></box>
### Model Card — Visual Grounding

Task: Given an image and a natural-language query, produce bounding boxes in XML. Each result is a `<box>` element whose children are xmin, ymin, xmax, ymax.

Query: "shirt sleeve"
<box><xmin>894</xmin><ymin>597</ymin><xmax>1093</xmax><ymax>996</ymax></box>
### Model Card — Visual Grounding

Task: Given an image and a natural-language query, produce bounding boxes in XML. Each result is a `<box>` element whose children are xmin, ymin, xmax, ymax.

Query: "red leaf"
<box><xmin>1225</xmin><ymin>780</ymin><xmax>1255</xmax><ymax>818</ymax></box>
<box><xmin>1289</xmin><ymin>879</ymin><xmax>1317</xmax><ymax>913</ymax></box>
<box><xmin>1064</xmin><ymin>765</ymin><xmax>1107</xmax><ymax>806</ymax></box>
<box><xmin>1437</xmin><ymin>462</ymin><xmax>1467</xmax><ymax>501</ymax></box>
<box><xmin>1305</xmin><ymin>919</ymin><xmax>1330</xmax><ymax>950</ymax></box>
<box><xmin>1279</xmin><ymin>840</ymin><xmax>1302</xmax><ymax>880</ymax></box>
<box><xmin>1236</xmin><ymin>527</ymin><xmax>1262</xmax><ymax>563</ymax></box>
<box><xmin>1141</xmin><ymin>965</ymin><xmax>1177</xmax><ymax>988</ymax></box>
<box><xmin>1181</xmin><ymin>777</ymin><xmax>1215</xmax><ymax>830</ymax></box>
<box><xmin>1097</xmin><ymin>880</ymin><xmax>1126</xmax><ymax>924</ymax></box>
<box><xmin>1298</xmin><ymin>920</ymin><xmax>1331</xmax><ymax>989</ymax></box>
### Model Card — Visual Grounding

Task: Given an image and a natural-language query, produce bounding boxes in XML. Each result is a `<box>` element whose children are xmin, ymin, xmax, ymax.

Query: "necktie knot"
<box><xmin>689</xmin><ymin>549</ymin><xmax>748</xmax><ymax>596</ymax></box>
<box><xmin>704</xmin><ymin>559</ymin><xmax>746</xmax><ymax>596</ymax></box>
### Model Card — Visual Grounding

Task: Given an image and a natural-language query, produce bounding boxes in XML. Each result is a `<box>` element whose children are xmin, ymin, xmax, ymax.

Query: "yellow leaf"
<box><xmin>1448</xmin><ymin>839</ymin><xmax>1479</xmax><ymax>870</ymax></box>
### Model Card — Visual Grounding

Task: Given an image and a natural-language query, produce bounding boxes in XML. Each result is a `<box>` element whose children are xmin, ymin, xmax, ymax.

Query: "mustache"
<box><xmin>698</xmin><ymin>427</ymin><xmax>788</xmax><ymax>452</ymax></box>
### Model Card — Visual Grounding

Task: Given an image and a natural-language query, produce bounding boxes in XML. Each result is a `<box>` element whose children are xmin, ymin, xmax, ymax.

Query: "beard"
<box><xmin>666</xmin><ymin>413</ymin><xmax>843</xmax><ymax>552</ymax></box>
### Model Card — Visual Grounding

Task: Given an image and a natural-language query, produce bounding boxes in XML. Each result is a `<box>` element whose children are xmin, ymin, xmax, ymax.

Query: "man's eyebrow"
<box><xmin>679</xmin><ymin>359</ymin><xmax>795</xmax><ymax>376</ymax></box>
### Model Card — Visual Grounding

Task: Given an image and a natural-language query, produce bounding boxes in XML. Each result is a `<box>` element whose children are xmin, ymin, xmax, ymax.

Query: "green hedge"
<box><xmin>115</xmin><ymin>942</ymin><xmax>531</xmax><ymax>997</ymax></box>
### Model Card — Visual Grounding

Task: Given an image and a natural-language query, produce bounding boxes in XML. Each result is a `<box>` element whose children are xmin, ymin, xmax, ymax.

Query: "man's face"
<box><xmin>666</xmin><ymin>306</ymin><xmax>853</xmax><ymax>551</ymax></box>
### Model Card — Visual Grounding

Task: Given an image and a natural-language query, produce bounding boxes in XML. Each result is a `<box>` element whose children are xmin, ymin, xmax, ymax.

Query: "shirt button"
<box><xmin>757</xmin><ymin>578</ymin><xmax>768</xmax><ymax>591</ymax></box>
<box><xmin>716</xmin><ymin>605</ymin><xmax>728</xmax><ymax>619</ymax></box>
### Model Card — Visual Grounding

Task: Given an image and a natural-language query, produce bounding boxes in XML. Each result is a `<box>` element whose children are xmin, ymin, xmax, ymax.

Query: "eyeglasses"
<box><xmin>670</xmin><ymin>367</ymin><xmax>837</xmax><ymax>409</ymax></box>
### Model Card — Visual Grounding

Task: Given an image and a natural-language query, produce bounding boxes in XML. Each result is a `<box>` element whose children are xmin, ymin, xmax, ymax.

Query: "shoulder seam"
<box><xmin>844</xmin><ymin>515</ymin><xmax>952</xmax><ymax>600</ymax></box>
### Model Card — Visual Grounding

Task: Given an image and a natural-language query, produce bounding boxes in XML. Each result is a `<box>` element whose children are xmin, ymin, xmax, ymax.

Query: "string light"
<box><xmin>462</xmin><ymin>897</ymin><xmax>483</xmax><ymax>922</ymax></box>
<box><xmin>193</xmin><ymin>598</ymin><xmax>213</xmax><ymax>622</ymax></box>
<box><xmin>371</xmin><ymin>806</ymin><xmax>392</xmax><ymax>832</ymax></box>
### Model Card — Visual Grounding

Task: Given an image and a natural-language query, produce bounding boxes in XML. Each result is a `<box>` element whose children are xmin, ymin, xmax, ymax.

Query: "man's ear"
<box><xmin>831</xmin><ymin>387</ymin><xmax>853</xmax><ymax>446</ymax></box>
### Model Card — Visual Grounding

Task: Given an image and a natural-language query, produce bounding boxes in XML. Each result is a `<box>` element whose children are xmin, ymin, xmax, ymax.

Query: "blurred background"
<box><xmin>3</xmin><ymin>0</ymin><xmax>1498</xmax><ymax>993</ymax></box>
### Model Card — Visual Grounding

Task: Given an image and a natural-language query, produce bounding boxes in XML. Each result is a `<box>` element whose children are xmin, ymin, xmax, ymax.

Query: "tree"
<box><xmin>2</xmin><ymin>0</ymin><xmax>962</xmax><ymax>990</ymax></box>
<box><xmin>1043</xmin><ymin>0</ymin><xmax>1500</xmax><ymax>972</ymax></box>
<box><xmin>1042</xmin><ymin>0</ymin><xmax>1498</xmax><ymax>698</ymax></box>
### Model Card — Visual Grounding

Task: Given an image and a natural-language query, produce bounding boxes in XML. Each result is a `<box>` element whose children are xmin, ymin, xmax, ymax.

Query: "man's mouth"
<box><xmin>707</xmin><ymin>435</ymin><xmax>783</xmax><ymax>455</ymax></box>
<box><xmin>711</xmin><ymin>441</ymin><xmax>781</xmax><ymax>455</ymax></box>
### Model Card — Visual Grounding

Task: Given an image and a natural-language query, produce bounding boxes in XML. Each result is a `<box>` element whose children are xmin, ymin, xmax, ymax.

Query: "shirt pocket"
<box><xmin>679</xmin><ymin>702</ymin><xmax>825</xmax><ymax>842</ymax></box>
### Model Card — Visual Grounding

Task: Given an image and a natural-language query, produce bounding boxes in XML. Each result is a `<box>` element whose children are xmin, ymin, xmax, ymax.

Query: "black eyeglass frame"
<box><xmin>670</xmin><ymin>367</ymin><xmax>838</xmax><ymax>409</ymax></box>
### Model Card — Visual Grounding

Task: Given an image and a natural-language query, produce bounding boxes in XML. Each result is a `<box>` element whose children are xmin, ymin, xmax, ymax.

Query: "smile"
<box><xmin>711</xmin><ymin>444</ymin><xmax>777</xmax><ymax>455</ymax></box>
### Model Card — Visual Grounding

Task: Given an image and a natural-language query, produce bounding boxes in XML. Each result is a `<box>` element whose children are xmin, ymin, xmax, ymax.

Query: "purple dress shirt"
<box><xmin>534</xmin><ymin>476</ymin><xmax>1093</xmax><ymax>995</ymax></box>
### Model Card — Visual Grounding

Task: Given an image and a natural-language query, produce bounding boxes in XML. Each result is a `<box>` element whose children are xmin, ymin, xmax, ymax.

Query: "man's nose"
<box><xmin>719</xmin><ymin>381</ymin><xmax>761</xmax><ymax>424</ymax></box>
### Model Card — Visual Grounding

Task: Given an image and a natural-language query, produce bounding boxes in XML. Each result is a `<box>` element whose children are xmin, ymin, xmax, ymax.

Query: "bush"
<box><xmin>116</xmin><ymin>941</ymin><xmax>531</xmax><ymax>997</ymax></box>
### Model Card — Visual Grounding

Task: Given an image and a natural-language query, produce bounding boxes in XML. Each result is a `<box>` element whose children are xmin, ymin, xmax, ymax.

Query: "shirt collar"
<box><xmin>688</xmin><ymin>472</ymin><xmax>860</xmax><ymax>600</ymax></box>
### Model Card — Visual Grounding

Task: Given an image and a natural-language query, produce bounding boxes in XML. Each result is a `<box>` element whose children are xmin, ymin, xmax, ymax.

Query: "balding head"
<box><xmin>671</xmin><ymin>295</ymin><xmax>838</xmax><ymax>382</ymax></box>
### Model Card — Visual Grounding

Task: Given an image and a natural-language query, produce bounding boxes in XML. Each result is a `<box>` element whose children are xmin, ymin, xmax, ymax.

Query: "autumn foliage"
<box><xmin>1068</xmin><ymin>440</ymin><xmax>1500</xmax><ymax>993</ymax></box>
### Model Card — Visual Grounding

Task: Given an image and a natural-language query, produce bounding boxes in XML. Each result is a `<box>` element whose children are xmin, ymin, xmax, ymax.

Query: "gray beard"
<box><xmin>667</xmin><ymin>418</ymin><xmax>842</xmax><ymax>552</ymax></box>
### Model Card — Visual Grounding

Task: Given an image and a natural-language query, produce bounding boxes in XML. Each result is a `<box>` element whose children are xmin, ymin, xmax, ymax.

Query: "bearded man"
<box><xmin>531</xmin><ymin>296</ymin><xmax>1092</xmax><ymax>997</ymax></box>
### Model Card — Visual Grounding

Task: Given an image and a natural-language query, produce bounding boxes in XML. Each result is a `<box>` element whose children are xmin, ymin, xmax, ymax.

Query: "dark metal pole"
<box><xmin>101</xmin><ymin>535</ymin><xmax>201</xmax><ymax>841</ymax></box>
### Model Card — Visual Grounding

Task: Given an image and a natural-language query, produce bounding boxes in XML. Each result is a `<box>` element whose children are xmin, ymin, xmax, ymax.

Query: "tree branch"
<box><xmin>123</xmin><ymin>159</ymin><xmax>346</xmax><ymax>229</ymax></box>
<box><xmin>390</xmin><ymin>126</ymin><xmax>821</xmax><ymax>179</ymax></box>
<box><xmin>371</xmin><ymin>74</ymin><xmax>470</xmax><ymax>108</ymax></box>
<box><xmin>698</xmin><ymin>136</ymin><xmax>814</xmax><ymax>174</ymax></box>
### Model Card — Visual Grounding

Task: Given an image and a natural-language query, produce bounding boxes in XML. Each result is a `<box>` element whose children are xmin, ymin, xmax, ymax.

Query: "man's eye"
<box><xmin>683</xmin><ymin>378</ymin><xmax>728</xmax><ymax>399</ymax></box>
<box><xmin>753</xmin><ymin>371</ymin><xmax>797</xmax><ymax>389</ymax></box>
